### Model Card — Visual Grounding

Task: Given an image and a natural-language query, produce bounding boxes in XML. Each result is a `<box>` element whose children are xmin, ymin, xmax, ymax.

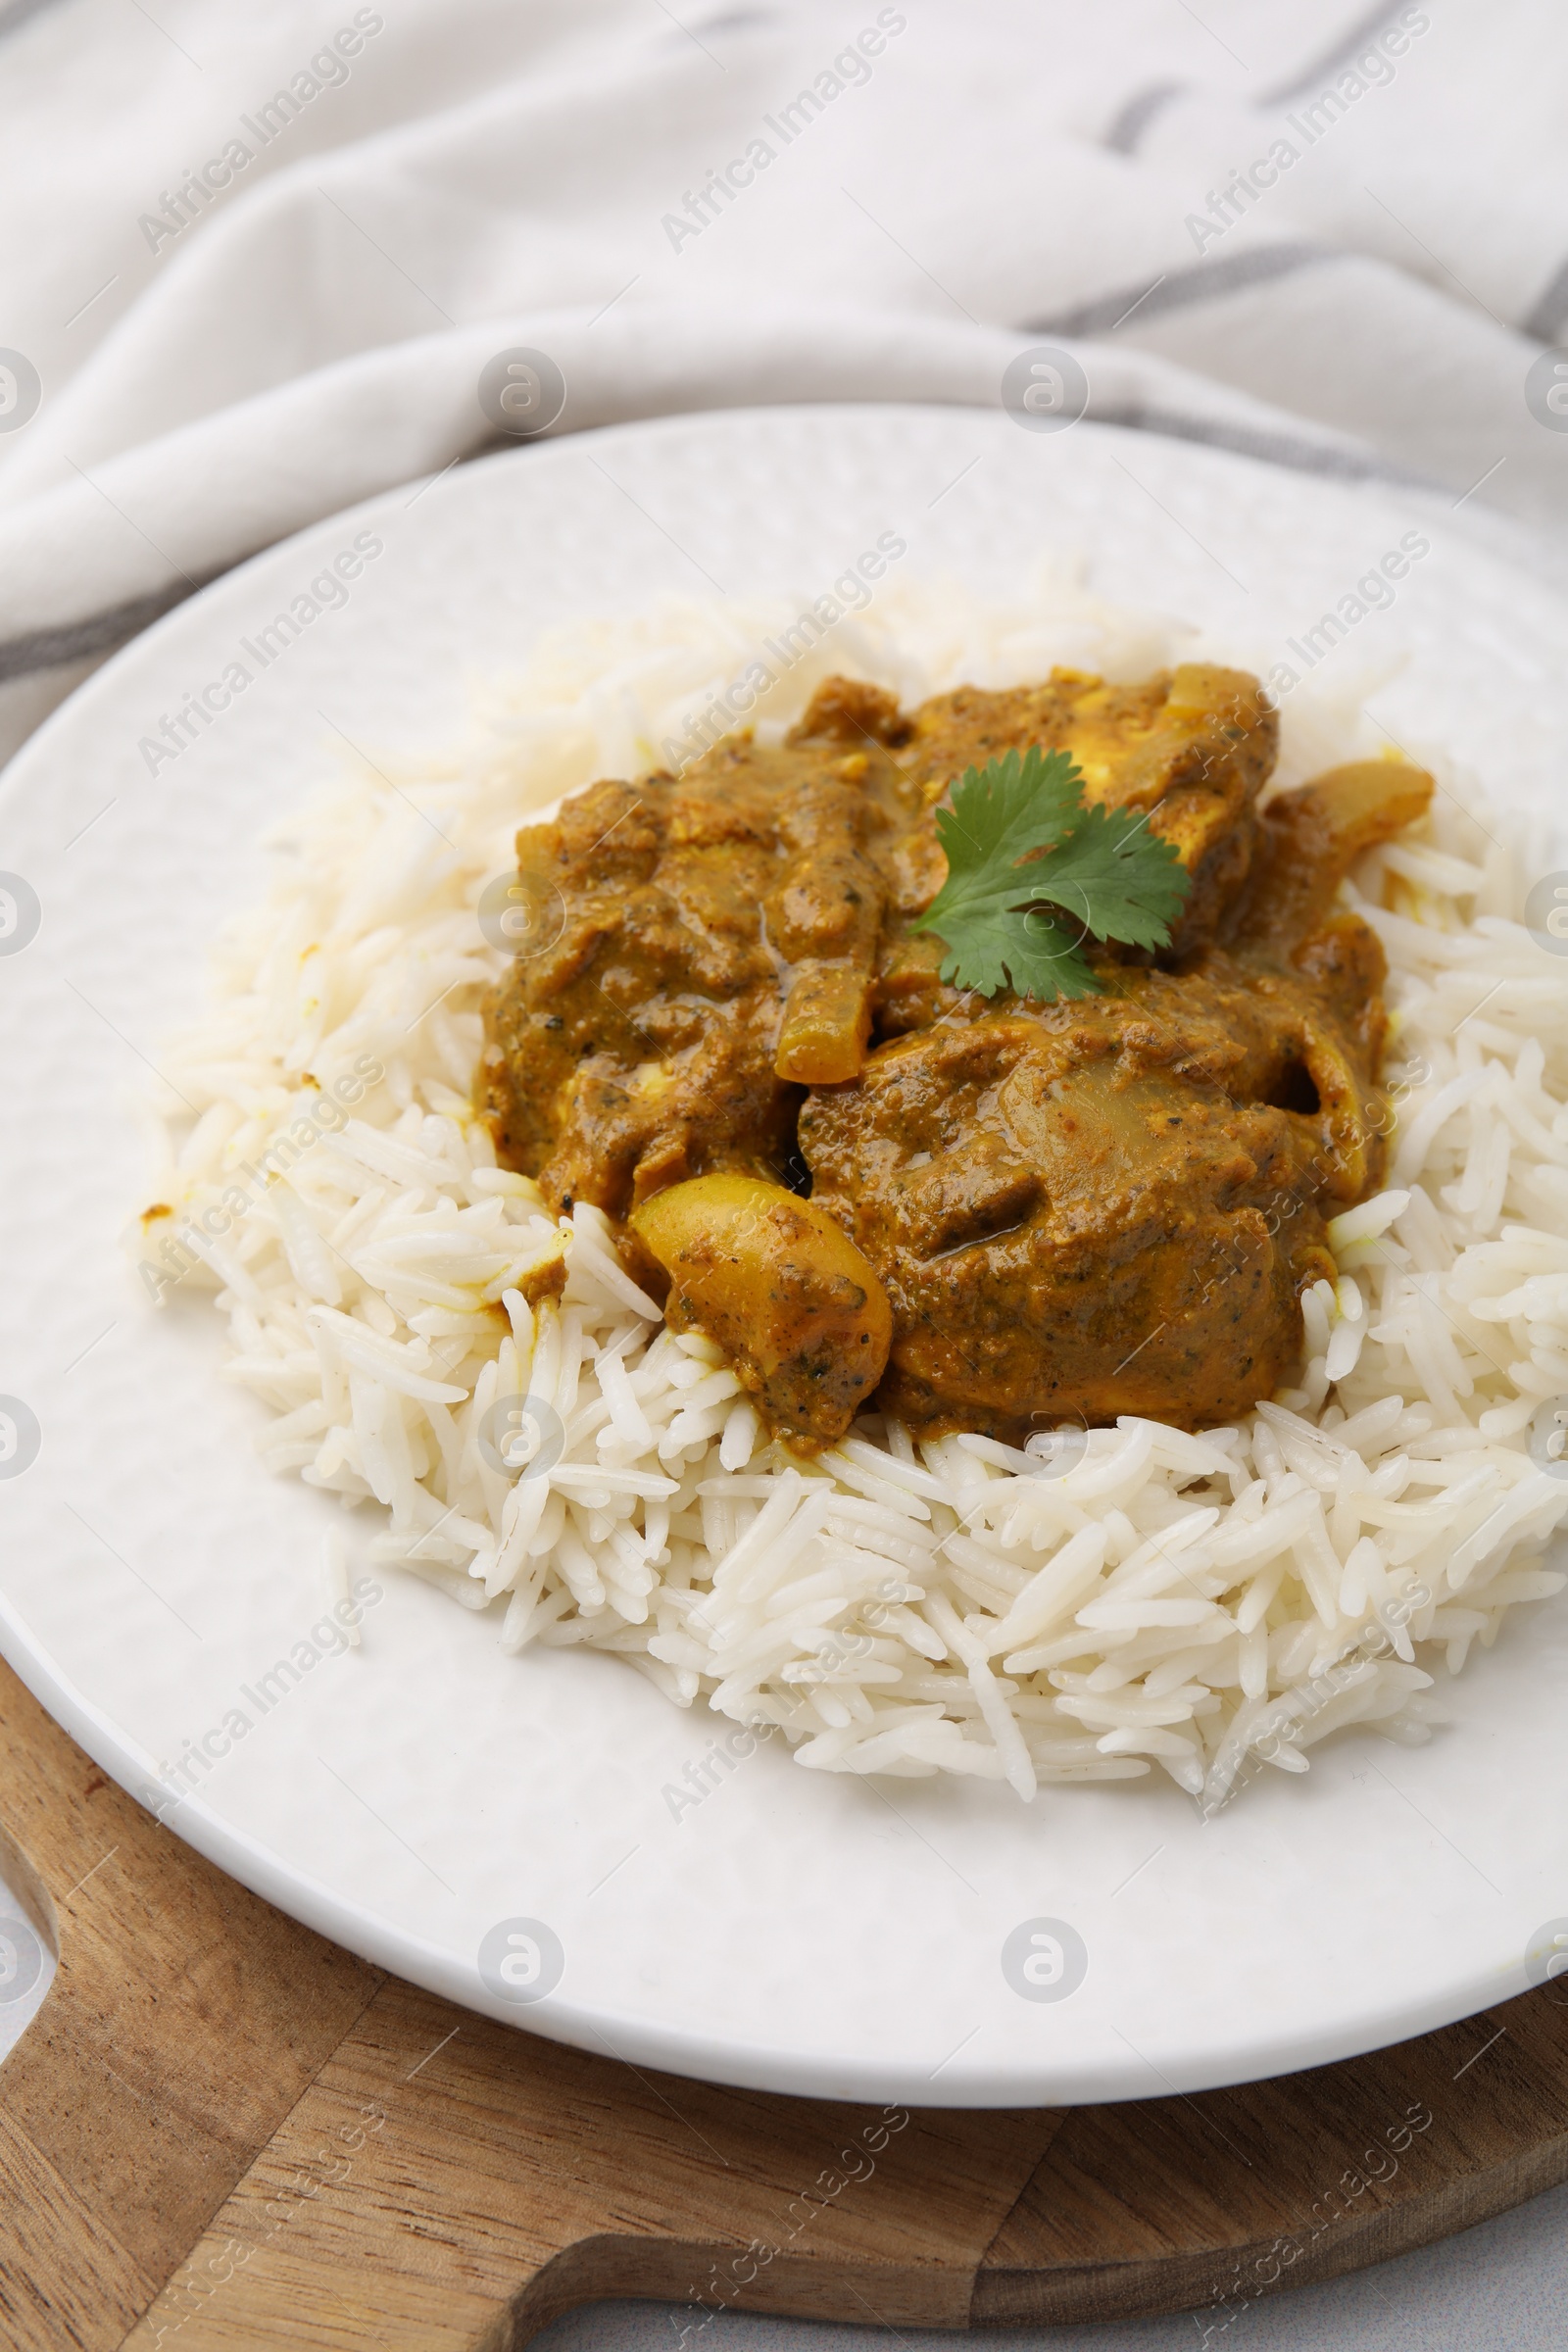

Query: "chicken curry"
<box><xmin>477</xmin><ymin>665</ymin><xmax>1431</xmax><ymax>1449</ymax></box>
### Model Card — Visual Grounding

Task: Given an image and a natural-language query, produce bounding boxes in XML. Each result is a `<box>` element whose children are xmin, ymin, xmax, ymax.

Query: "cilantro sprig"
<box><xmin>909</xmin><ymin>745</ymin><xmax>1190</xmax><ymax>1003</ymax></box>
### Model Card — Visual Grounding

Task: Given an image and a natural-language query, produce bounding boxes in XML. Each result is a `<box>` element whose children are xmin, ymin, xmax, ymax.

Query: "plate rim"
<box><xmin>1</xmin><ymin>400</ymin><xmax>1563</xmax><ymax>2107</ymax></box>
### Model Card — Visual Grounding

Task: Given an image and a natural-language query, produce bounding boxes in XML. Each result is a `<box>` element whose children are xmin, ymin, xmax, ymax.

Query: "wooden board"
<box><xmin>2</xmin><ymin>1654</ymin><xmax>1566</xmax><ymax>2352</ymax></box>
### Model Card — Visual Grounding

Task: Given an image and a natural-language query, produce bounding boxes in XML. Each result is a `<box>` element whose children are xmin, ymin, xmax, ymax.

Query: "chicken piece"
<box><xmin>478</xmin><ymin>666</ymin><xmax>1279</xmax><ymax>1228</ymax></box>
<box><xmin>476</xmin><ymin>721</ymin><xmax>923</xmax><ymax>1216</ymax></box>
<box><xmin>897</xmin><ymin>663</ymin><xmax>1278</xmax><ymax>953</ymax></box>
<box><xmin>802</xmin><ymin>966</ymin><xmax>1354</xmax><ymax>1436</ymax></box>
<box><xmin>802</xmin><ymin>760</ymin><xmax>1435</xmax><ymax>1439</ymax></box>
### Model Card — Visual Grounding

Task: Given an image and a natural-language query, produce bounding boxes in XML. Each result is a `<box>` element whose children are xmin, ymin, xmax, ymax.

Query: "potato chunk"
<box><xmin>630</xmin><ymin>1174</ymin><xmax>892</xmax><ymax>1450</ymax></box>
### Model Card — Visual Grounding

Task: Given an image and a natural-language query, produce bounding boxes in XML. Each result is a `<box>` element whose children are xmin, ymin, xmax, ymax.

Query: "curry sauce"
<box><xmin>477</xmin><ymin>668</ymin><xmax>1430</xmax><ymax>1446</ymax></box>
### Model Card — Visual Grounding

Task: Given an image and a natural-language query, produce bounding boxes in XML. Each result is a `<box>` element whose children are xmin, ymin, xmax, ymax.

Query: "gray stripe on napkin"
<box><xmin>1102</xmin><ymin>81</ymin><xmax>1185</xmax><ymax>155</ymax></box>
<box><xmin>1025</xmin><ymin>243</ymin><xmax>1331</xmax><ymax>340</ymax></box>
<box><xmin>1260</xmin><ymin>1</ymin><xmax>1414</xmax><ymax>105</ymax></box>
<box><xmin>0</xmin><ymin>581</ymin><xmax>201</xmax><ymax>684</ymax></box>
<box><xmin>0</xmin><ymin>0</ymin><xmax>75</xmax><ymax>38</ymax></box>
<box><xmin>1521</xmin><ymin>255</ymin><xmax>1568</xmax><ymax>346</ymax></box>
<box><xmin>1098</xmin><ymin>400</ymin><xmax>1436</xmax><ymax>491</ymax></box>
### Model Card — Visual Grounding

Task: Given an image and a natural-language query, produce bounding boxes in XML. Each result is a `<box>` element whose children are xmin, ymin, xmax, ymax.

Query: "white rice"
<box><xmin>130</xmin><ymin>571</ymin><xmax>1568</xmax><ymax>1806</ymax></box>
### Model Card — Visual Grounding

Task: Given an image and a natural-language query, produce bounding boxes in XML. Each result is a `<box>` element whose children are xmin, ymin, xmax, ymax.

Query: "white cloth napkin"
<box><xmin>0</xmin><ymin>0</ymin><xmax>1561</xmax><ymax>763</ymax></box>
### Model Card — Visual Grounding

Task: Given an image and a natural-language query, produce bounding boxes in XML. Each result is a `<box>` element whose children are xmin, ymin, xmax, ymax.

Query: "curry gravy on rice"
<box><xmin>477</xmin><ymin>668</ymin><xmax>1432</xmax><ymax>1452</ymax></box>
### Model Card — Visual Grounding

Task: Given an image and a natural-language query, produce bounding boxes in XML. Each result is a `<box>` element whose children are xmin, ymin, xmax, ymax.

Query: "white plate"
<box><xmin>3</xmin><ymin>405</ymin><xmax>1568</xmax><ymax>2109</ymax></box>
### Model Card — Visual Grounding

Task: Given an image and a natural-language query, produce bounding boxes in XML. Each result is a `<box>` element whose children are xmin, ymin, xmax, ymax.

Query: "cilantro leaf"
<box><xmin>934</xmin><ymin>900</ymin><xmax>1105</xmax><ymax>1003</ymax></box>
<box><xmin>1025</xmin><ymin>801</ymin><xmax>1193</xmax><ymax>952</ymax></box>
<box><xmin>909</xmin><ymin>744</ymin><xmax>1190</xmax><ymax>1003</ymax></box>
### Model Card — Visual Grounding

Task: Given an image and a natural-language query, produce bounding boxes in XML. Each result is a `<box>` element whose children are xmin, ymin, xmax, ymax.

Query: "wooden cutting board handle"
<box><xmin>2</xmin><ymin>1654</ymin><xmax>1567</xmax><ymax>2351</ymax></box>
